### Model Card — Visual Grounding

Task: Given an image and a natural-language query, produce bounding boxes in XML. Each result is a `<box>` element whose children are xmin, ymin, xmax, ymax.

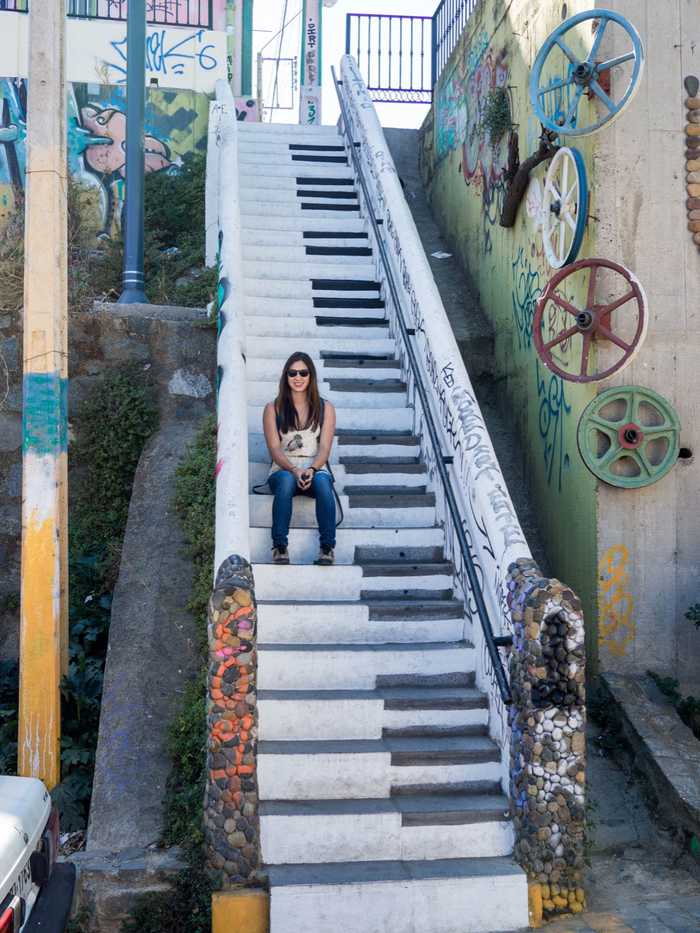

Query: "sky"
<box><xmin>252</xmin><ymin>0</ymin><xmax>433</xmax><ymax>128</ymax></box>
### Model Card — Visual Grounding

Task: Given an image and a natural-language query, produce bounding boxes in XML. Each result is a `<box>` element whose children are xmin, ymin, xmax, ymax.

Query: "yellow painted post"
<box><xmin>17</xmin><ymin>0</ymin><xmax>68</xmax><ymax>789</ymax></box>
<box><xmin>212</xmin><ymin>890</ymin><xmax>269</xmax><ymax>933</ymax></box>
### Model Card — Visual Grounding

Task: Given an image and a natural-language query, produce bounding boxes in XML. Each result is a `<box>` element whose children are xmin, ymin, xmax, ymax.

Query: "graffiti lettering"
<box><xmin>536</xmin><ymin>359</ymin><xmax>571</xmax><ymax>492</ymax></box>
<box><xmin>107</xmin><ymin>29</ymin><xmax>218</xmax><ymax>84</ymax></box>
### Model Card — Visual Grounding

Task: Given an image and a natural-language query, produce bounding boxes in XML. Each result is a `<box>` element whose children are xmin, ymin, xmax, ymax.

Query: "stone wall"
<box><xmin>205</xmin><ymin>555</ymin><xmax>263</xmax><ymax>886</ymax></box>
<box><xmin>507</xmin><ymin>558</ymin><xmax>586</xmax><ymax>920</ymax></box>
<box><xmin>0</xmin><ymin>302</ymin><xmax>216</xmax><ymax>662</ymax></box>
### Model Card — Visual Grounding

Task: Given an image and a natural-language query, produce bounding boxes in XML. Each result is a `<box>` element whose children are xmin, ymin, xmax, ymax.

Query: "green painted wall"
<box><xmin>420</xmin><ymin>0</ymin><xmax>600</xmax><ymax>665</ymax></box>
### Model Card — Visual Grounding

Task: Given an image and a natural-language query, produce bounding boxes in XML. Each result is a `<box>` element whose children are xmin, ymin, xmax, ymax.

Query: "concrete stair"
<box><xmin>234</xmin><ymin>123</ymin><xmax>527</xmax><ymax>932</ymax></box>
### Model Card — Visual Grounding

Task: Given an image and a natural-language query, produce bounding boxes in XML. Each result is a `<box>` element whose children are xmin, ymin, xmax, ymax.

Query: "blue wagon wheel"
<box><xmin>529</xmin><ymin>9</ymin><xmax>645</xmax><ymax>137</ymax></box>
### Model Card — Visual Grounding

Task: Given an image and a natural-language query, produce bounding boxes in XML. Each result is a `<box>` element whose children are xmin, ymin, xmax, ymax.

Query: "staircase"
<box><xmin>238</xmin><ymin>120</ymin><xmax>528</xmax><ymax>933</ymax></box>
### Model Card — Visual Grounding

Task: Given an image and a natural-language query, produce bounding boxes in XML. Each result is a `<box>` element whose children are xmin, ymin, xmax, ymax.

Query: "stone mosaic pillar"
<box><xmin>507</xmin><ymin>558</ymin><xmax>586</xmax><ymax>920</ymax></box>
<box><xmin>204</xmin><ymin>555</ymin><xmax>262</xmax><ymax>885</ymax></box>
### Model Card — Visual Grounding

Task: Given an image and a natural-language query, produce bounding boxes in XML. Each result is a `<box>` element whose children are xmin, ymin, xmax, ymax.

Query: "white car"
<box><xmin>0</xmin><ymin>776</ymin><xmax>74</xmax><ymax>932</ymax></box>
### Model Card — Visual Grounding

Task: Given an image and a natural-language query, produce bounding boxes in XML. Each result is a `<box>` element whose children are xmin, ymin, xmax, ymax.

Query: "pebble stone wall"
<box><xmin>507</xmin><ymin>558</ymin><xmax>586</xmax><ymax>919</ymax></box>
<box><xmin>204</xmin><ymin>554</ymin><xmax>263</xmax><ymax>885</ymax></box>
<box><xmin>685</xmin><ymin>75</ymin><xmax>700</xmax><ymax>250</ymax></box>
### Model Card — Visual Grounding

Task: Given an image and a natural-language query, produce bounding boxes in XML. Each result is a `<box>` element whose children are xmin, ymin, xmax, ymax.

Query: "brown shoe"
<box><xmin>314</xmin><ymin>545</ymin><xmax>335</xmax><ymax>566</ymax></box>
<box><xmin>272</xmin><ymin>546</ymin><xmax>289</xmax><ymax>564</ymax></box>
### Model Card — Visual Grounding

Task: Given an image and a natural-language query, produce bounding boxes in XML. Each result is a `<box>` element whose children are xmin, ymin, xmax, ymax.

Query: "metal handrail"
<box><xmin>331</xmin><ymin>66</ymin><xmax>512</xmax><ymax>705</ymax></box>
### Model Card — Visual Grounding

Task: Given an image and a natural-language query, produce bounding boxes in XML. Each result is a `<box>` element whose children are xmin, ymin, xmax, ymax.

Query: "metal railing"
<box><xmin>332</xmin><ymin>63</ymin><xmax>512</xmax><ymax>705</ymax></box>
<box><xmin>431</xmin><ymin>0</ymin><xmax>480</xmax><ymax>87</ymax></box>
<box><xmin>345</xmin><ymin>13</ymin><xmax>432</xmax><ymax>104</ymax></box>
<box><xmin>2</xmin><ymin>0</ymin><xmax>213</xmax><ymax>27</ymax></box>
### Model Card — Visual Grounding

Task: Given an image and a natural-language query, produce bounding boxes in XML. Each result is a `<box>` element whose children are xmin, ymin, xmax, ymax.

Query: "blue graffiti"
<box><xmin>536</xmin><ymin>359</ymin><xmax>571</xmax><ymax>492</ymax></box>
<box><xmin>511</xmin><ymin>246</ymin><xmax>541</xmax><ymax>351</ymax></box>
<box><xmin>511</xmin><ymin>246</ymin><xmax>571</xmax><ymax>491</ymax></box>
<box><xmin>108</xmin><ymin>29</ymin><xmax>218</xmax><ymax>83</ymax></box>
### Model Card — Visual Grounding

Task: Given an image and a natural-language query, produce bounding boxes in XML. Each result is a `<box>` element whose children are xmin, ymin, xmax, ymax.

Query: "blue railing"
<box><xmin>345</xmin><ymin>13</ymin><xmax>432</xmax><ymax>104</ymax></box>
<box><xmin>344</xmin><ymin>1</ymin><xmax>482</xmax><ymax>101</ymax></box>
<box><xmin>431</xmin><ymin>0</ymin><xmax>480</xmax><ymax>87</ymax></box>
<box><xmin>1</xmin><ymin>0</ymin><xmax>212</xmax><ymax>27</ymax></box>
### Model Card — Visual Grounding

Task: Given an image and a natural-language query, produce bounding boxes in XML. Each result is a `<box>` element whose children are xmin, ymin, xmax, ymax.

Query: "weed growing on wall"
<box><xmin>0</xmin><ymin>369</ymin><xmax>158</xmax><ymax>825</ymax></box>
<box><xmin>481</xmin><ymin>87</ymin><xmax>512</xmax><ymax>144</ymax></box>
<box><xmin>120</xmin><ymin>415</ymin><xmax>215</xmax><ymax>933</ymax></box>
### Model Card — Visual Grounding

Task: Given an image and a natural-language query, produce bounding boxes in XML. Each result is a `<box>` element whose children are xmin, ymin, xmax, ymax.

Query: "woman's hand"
<box><xmin>297</xmin><ymin>467</ymin><xmax>314</xmax><ymax>490</ymax></box>
<box><xmin>294</xmin><ymin>466</ymin><xmax>312</xmax><ymax>490</ymax></box>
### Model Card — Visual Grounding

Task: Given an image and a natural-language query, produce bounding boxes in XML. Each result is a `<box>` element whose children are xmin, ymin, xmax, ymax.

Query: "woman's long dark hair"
<box><xmin>275</xmin><ymin>351</ymin><xmax>322</xmax><ymax>433</ymax></box>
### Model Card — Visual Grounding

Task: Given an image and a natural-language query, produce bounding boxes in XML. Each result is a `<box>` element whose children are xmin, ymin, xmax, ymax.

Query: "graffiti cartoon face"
<box><xmin>80</xmin><ymin>105</ymin><xmax>172</xmax><ymax>177</ymax></box>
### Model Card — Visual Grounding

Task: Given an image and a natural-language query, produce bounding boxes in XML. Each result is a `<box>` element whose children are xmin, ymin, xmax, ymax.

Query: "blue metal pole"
<box><xmin>118</xmin><ymin>0</ymin><xmax>147</xmax><ymax>304</ymax></box>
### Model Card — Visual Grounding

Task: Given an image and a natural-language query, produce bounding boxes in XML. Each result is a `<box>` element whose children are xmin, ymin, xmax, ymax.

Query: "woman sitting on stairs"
<box><xmin>263</xmin><ymin>351</ymin><xmax>337</xmax><ymax>566</ymax></box>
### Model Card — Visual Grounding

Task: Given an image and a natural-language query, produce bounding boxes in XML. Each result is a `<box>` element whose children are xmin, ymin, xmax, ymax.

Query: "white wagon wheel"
<box><xmin>541</xmin><ymin>146</ymin><xmax>589</xmax><ymax>269</ymax></box>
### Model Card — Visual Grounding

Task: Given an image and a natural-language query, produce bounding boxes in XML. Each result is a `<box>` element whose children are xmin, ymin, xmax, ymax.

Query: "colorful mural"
<box><xmin>422</xmin><ymin>0</ymin><xmax>599</xmax><ymax>659</ymax></box>
<box><xmin>0</xmin><ymin>76</ymin><xmax>213</xmax><ymax>235</ymax></box>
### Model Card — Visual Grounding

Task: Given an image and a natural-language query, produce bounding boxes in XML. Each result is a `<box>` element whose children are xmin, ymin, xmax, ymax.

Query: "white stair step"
<box><xmin>250</xmin><ymin>525</ymin><xmax>438</xmax><ymax>562</ymax></box>
<box><xmin>243</xmin><ymin>232</ymin><xmax>369</xmax><ymax>249</ymax></box>
<box><xmin>240</xmin><ymin>189</ymin><xmax>357</xmax><ymax>207</ymax></box>
<box><xmin>260</xmin><ymin>796</ymin><xmax>513</xmax><ymax>865</ymax></box>
<box><xmin>240</xmin><ymin>180</ymin><xmax>356</xmax><ymax>200</ymax></box>
<box><xmin>246</xmin><ymin>385</ymin><xmax>404</xmax><ymax>410</ymax></box>
<box><xmin>267</xmin><ymin>858</ymin><xmax>528</xmax><ymax>933</ymax></box>
<box><xmin>245</xmin><ymin>260</ymin><xmax>374</xmax><ymax>281</ymax></box>
<box><xmin>257</xmin><ymin>735</ymin><xmax>499</xmax><ymax>800</ymax></box>
<box><xmin>241</xmin><ymin>214</ymin><xmax>366</xmax><ymax>232</ymax></box>
<box><xmin>246</xmin><ymin>359</ymin><xmax>398</xmax><ymax>381</ymax></box>
<box><xmin>240</xmin><ymin>163</ymin><xmax>352</xmax><ymax>179</ymax></box>
<box><xmin>237</xmin><ymin>122</ymin><xmax>341</xmax><ymax>135</ymax></box>
<box><xmin>243</xmin><ymin>246</ymin><xmax>369</xmax><ymax>264</ymax></box>
<box><xmin>245</xmin><ymin>301</ymin><xmax>385</xmax><ymax>319</ymax></box>
<box><xmin>248</xmin><ymin>495</ymin><xmax>434</xmax><ymax>529</ymax></box>
<box><xmin>244</xmin><ymin>317</ymin><xmax>387</xmax><ymax>340</ymax></box>
<box><xmin>253</xmin><ymin>565</ymin><xmax>451</xmax><ymax>604</ymax></box>
<box><xmin>244</xmin><ymin>279</ymin><xmax>379</xmax><ymax>299</ymax></box>
<box><xmin>244</xmin><ymin>336</ymin><xmax>395</xmax><ymax>358</ymax></box>
<box><xmin>238</xmin><ymin>139</ymin><xmax>347</xmax><ymax>154</ymax></box>
<box><xmin>249</xmin><ymin>525</ymin><xmax>438</xmax><ymax>565</ymax></box>
<box><xmin>247</xmin><ymin>433</ymin><xmax>419</xmax><ymax>463</ymax></box>
<box><xmin>257</xmin><ymin>603</ymin><xmax>465</xmax><ymax>647</ymax></box>
<box><xmin>257</xmin><ymin>642</ymin><xmax>473</xmax><ymax>690</ymax></box>
<box><xmin>258</xmin><ymin>688</ymin><xmax>488</xmax><ymax>740</ymax></box>
<box><xmin>248</xmin><ymin>463</ymin><xmax>422</xmax><ymax>490</ymax></box>
<box><xmin>247</xmin><ymin>405</ymin><xmax>411</xmax><ymax>432</ymax></box>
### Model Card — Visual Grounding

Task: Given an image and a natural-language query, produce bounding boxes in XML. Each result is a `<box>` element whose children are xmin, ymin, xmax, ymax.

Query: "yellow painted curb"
<box><xmin>212</xmin><ymin>889</ymin><xmax>269</xmax><ymax>933</ymax></box>
<box><xmin>528</xmin><ymin>882</ymin><xmax>543</xmax><ymax>928</ymax></box>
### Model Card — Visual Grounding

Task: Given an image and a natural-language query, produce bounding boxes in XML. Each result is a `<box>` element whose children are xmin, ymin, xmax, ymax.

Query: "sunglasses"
<box><xmin>287</xmin><ymin>369</ymin><xmax>310</xmax><ymax>378</ymax></box>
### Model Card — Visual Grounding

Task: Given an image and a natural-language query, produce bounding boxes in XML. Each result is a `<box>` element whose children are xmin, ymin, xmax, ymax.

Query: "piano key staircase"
<box><xmin>236</xmin><ymin>119</ymin><xmax>529</xmax><ymax>933</ymax></box>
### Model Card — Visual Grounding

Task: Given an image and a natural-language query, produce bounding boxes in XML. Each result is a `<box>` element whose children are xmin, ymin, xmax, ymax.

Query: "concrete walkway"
<box><xmin>383</xmin><ymin>128</ymin><xmax>700</xmax><ymax>933</ymax></box>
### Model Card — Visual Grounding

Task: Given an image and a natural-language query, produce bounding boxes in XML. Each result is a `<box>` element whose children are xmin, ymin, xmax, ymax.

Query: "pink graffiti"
<box><xmin>462</xmin><ymin>50</ymin><xmax>509</xmax><ymax>192</ymax></box>
<box><xmin>80</xmin><ymin>105</ymin><xmax>173</xmax><ymax>178</ymax></box>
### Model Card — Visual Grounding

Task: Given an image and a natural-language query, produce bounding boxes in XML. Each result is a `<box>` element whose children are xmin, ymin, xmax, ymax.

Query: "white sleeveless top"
<box><xmin>268</xmin><ymin>420</ymin><xmax>330</xmax><ymax>477</ymax></box>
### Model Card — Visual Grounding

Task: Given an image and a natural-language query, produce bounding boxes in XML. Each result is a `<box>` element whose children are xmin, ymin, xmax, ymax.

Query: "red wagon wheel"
<box><xmin>533</xmin><ymin>258</ymin><xmax>647</xmax><ymax>384</ymax></box>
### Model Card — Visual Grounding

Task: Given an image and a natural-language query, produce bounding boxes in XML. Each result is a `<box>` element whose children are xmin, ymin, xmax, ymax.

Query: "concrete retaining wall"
<box><xmin>420</xmin><ymin>0</ymin><xmax>700</xmax><ymax>681</ymax></box>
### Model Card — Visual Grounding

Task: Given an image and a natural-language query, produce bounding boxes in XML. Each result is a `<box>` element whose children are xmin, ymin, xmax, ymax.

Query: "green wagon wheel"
<box><xmin>577</xmin><ymin>386</ymin><xmax>681</xmax><ymax>488</ymax></box>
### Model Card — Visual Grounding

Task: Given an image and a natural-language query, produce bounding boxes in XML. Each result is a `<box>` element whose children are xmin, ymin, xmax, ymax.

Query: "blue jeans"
<box><xmin>268</xmin><ymin>469</ymin><xmax>336</xmax><ymax>549</ymax></box>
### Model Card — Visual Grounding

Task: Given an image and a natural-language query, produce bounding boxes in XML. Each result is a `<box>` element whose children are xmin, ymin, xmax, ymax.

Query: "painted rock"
<box><xmin>688</xmin><ymin>172</ymin><xmax>700</xmax><ymax>184</ymax></box>
<box><xmin>686</xmin><ymin>96</ymin><xmax>700</xmax><ymax>109</ymax></box>
<box><xmin>687</xmin><ymin>125</ymin><xmax>700</xmax><ymax>136</ymax></box>
<box><xmin>694</xmin><ymin>233</ymin><xmax>700</xmax><ymax>246</ymax></box>
<box><xmin>689</xmin><ymin>111</ymin><xmax>700</xmax><ymax>125</ymax></box>
<box><xmin>687</xmin><ymin>160</ymin><xmax>700</xmax><ymax>172</ymax></box>
<box><xmin>688</xmin><ymin>184</ymin><xmax>700</xmax><ymax>197</ymax></box>
<box><xmin>688</xmin><ymin>210</ymin><xmax>700</xmax><ymax>220</ymax></box>
<box><xmin>688</xmin><ymin>220</ymin><xmax>700</xmax><ymax>232</ymax></box>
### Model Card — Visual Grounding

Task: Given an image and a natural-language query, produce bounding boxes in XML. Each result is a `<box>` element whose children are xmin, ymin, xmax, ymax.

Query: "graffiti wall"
<box><xmin>420</xmin><ymin>0</ymin><xmax>599</xmax><ymax>662</ymax></box>
<box><xmin>0</xmin><ymin>77</ymin><xmax>213</xmax><ymax>234</ymax></box>
<box><xmin>1</xmin><ymin>79</ymin><xmax>259</xmax><ymax>234</ymax></box>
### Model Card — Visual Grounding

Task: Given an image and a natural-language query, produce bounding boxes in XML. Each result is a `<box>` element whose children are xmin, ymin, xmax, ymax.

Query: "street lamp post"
<box><xmin>118</xmin><ymin>0</ymin><xmax>148</xmax><ymax>304</ymax></box>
